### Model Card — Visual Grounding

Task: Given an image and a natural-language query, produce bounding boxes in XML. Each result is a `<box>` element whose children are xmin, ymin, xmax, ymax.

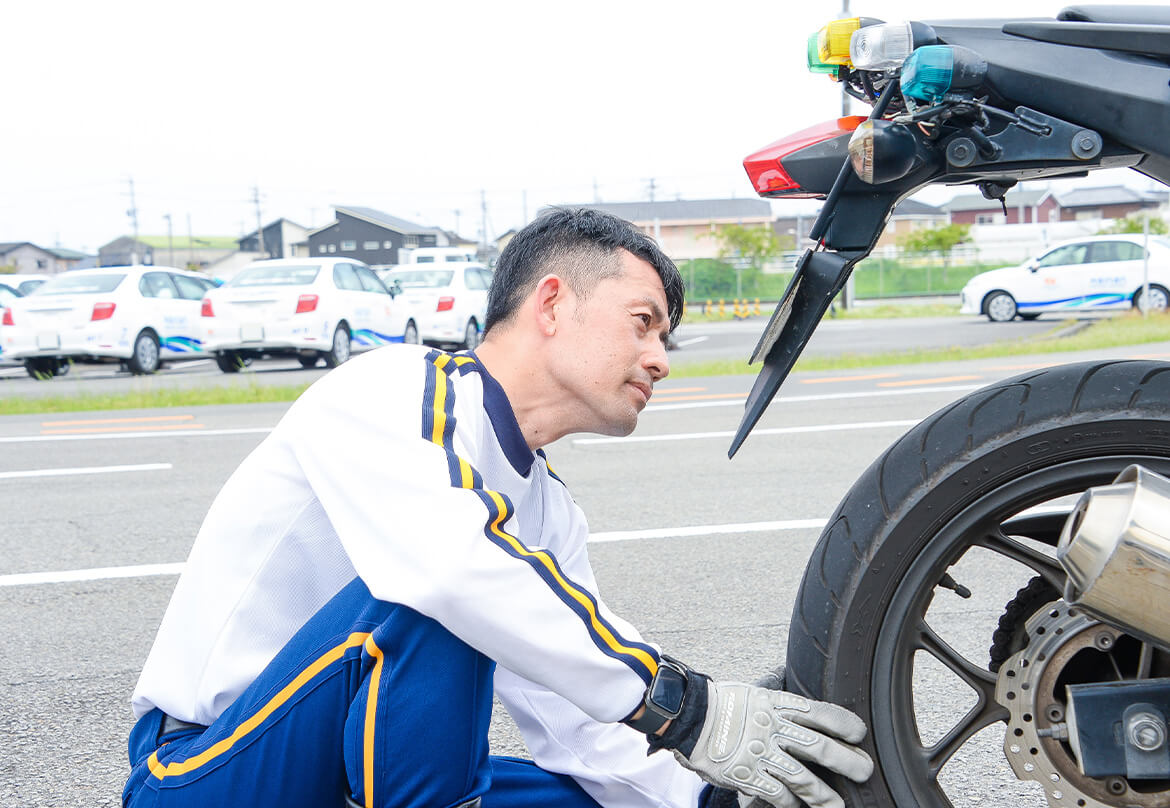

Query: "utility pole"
<box><xmin>647</xmin><ymin>178</ymin><xmax>657</xmax><ymax>202</ymax></box>
<box><xmin>126</xmin><ymin>177</ymin><xmax>140</xmax><ymax>264</ymax></box>
<box><xmin>187</xmin><ymin>213</ymin><xmax>195</xmax><ymax>270</ymax></box>
<box><xmin>252</xmin><ymin>186</ymin><xmax>266</xmax><ymax>256</ymax></box>
<box><xmin>480</xmin><ymin>190</ymin><xmax>489</xmax><ymax>252</ymax></box>
<box><xmin>163</xmin><ymin>213</ymin><xmax>173</xmax><ymax>267</ymax></box>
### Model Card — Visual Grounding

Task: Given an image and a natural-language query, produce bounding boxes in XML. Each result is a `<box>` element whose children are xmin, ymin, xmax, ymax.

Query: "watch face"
<box><xmin>648</xmin><ymin>664</ymin><xmax>687</xmax><ymax>718</ymax></box>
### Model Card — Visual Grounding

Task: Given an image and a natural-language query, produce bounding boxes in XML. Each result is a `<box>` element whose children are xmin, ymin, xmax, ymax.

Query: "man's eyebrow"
<box><xmin>633</xmin><ymin>296</ymin><xmax>668</xmax><ymax>325</ymax></box>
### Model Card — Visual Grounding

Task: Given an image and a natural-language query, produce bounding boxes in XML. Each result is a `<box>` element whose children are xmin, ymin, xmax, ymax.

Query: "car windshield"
<box><xmin>35</xmin><ymin>274</ymin><xmax>126</xmax><ymax>295</ymax></box>
<box><xmin>389</xmin><ymin>270</ymin><xmax>453</xmax><ymax>288</ymax></box>
<box><xmin>228</xmin><ymin>265</ymin><xmax>320</xmax><ymax>287</ymax></box>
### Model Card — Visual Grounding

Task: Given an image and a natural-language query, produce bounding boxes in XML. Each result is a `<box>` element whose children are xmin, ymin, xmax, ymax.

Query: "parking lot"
<box><xmin>4</xmin><ymin>335</ymin><xmax>1170</xmax><ymax>806</ymax></box>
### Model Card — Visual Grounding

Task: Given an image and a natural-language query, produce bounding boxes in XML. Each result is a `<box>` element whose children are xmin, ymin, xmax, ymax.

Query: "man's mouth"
<box><xmin>628</xmin><ymin>381</ymin><xmax>651</xmax><ymax>405</ymax></box>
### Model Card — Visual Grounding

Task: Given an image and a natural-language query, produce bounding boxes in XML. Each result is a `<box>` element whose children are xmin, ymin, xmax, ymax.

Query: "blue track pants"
<box><xmin>123</xmin><ymin>577</ymin><xmax>603</xmax><ymax>808</ymax></box>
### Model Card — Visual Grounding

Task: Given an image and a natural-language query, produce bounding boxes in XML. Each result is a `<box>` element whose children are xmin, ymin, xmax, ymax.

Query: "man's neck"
<box><xmin>474</xmin><ymin>337</ymin><xmax>565</xmax><ymax>451</ymax></box>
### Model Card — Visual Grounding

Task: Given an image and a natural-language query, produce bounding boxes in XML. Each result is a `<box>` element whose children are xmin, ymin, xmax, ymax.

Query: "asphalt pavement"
<box><xmin>4</xmin><ymin>336</ymin><xmax>1170</xmax><ymax>806</ymax></box>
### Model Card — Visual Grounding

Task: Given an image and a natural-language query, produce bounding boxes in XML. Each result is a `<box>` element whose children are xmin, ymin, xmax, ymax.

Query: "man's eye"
<box><xmin>637</xmin><ymin>314</ymin><xmax>651</xmax><ymax>327</ymax></box>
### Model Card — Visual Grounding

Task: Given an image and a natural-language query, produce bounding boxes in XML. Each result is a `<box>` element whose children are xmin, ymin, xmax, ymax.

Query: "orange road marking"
<box><xmin>41</xmin><ymin>415</ymin><xmax>196</xmax><ymax>427</ymax></box>
<box><xmin>878</xmin><ymin>375</ymin><xmax>983</xmax><ymax>388</ymax></box>
<box><xmin>800</xmin><ymin>373</ymin><xmax>899</xmax><ymax>385</ymax></box>
<box><xmin>40</xmin><ymin>424</ymin><xmax>207</xmax><ymax>435</ymax></box>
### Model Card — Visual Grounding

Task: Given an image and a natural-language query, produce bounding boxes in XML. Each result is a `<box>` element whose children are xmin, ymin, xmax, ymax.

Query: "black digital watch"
<box><xmin>624</xmin><ymin>655</ymin><xmax>690</xmax><ymax>735</ymax></box>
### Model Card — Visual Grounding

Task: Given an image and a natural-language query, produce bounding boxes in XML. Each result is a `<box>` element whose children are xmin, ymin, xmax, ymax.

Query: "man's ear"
<box><xmin>533</xmin><ymin>274</ymin><xmax>567</xmax><ymax>336</ymax></box>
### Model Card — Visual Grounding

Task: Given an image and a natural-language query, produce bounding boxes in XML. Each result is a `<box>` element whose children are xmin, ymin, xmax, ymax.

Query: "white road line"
<box><xmin>645</xmin><ymin>383</ymin><xmax>985</xmax><ymax>412</ymax></box>
<box><xmin>0</xmin><ymin>562</ymin><xmax>186</xmax><ymax>587</ymax></box>
<box><xmin>574</xmin><ymin>419</ymin><xmax>920</xmax><ymax>446</ymax></box>
<box><xmin>0</xmin><ymin>519</ymin><xmax>828</xmax><ymax>587</ymax></box>
<box><xmin>0</xmin><ymin>427</ymin><xmax>272</xmax><ymax>444</ymax></box>
<box><xmin>673</xmin><ymin>336</ymin><xmax>709</xmax><ymax>348</ymax></box>
<box><xmin>0</xmin><ymin>463</ymin><xmax>172</xmax><ymax>479</ymax></box>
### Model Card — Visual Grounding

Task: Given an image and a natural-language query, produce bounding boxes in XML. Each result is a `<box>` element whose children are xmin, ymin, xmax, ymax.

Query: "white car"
<box><xmin>201</xmin><ymin>258</ymin><xmax>408</xmax><ymax>372</ymax></box>
<box><xmin>0</xmin><ymin>266</ymin><xmax>216</xmax><ymax>378</ymax></box>
<box><xmin>384</xmin><ymin>263</ymin><xmax>492</xmax><ymax>349</ymax></box>
<box><xmin>960</xmin><ymin>235</ymin><xmax>1170</xmax><ymax>322</ymax></box>
<box><xmin>2</xmin><ymin>274</ymin><xmax>52</xmax><ymax>296</ymax></box>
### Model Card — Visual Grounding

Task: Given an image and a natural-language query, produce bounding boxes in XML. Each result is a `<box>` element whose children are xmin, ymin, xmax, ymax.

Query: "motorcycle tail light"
<box><xmin>91</xmin><ymin>302</ymin><xmax>116</xmax><ymax>321</ymax></box>
<box><xmin>436</xmin><ymin>296</ymin><xmax>455</xmax><ymax>312</ymax></box>
<box><xmin>847</xmin><ymin>120</ymin><xmax>922</xmax><ymax>184</ymax></box>
<box><xmin>295</xmin><ymin>294</ymin><xmax>319</xmax><ymax>313</ymax></box>
<box><xmin>901</xmin><ymin>45</ymin><xmax>987</xmax><ymax>102</ymax></box>
<box><xmin>817</xmin><ymin>18</ymin><xmax>861</xmax><ymax>65</ymax></box>
<box><xmin>201</xmin><ymin>298</ymin><xmax>214</xmax><ymax>317</ymax></box>
<box><xmin>850</xmin><ymin>22</ymin><xmax>912</xmax><ymax>70</ymax></box>
<box><xmin>807</xmin><ymin>33</ymin><xmax>845</xmax><ymax>78</ymax></box>
<box><xmin>1</xmin><ymin>308</ymin><xmax>12</xmax><ymax>326</ymax></box>
<box><xmin>743</xmin><ymin>116</ymin><xmax>866</xmax><ymax>198</ymax></box>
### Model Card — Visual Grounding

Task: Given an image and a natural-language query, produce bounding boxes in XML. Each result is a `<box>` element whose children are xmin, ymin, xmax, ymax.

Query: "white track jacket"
<box><xmin>132</xmin><ymin>345</ymin><xmax>705</xmax><ymax>808</ymax></box>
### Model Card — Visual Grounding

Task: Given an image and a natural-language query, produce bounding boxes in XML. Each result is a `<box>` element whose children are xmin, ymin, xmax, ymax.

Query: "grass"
<box><xmin>668</xmin><ymin>312</ymin><xmax>1170</xmax><ymax>379</ymax></box>
<box><xmin>2</xmin><ymin>313</ymin><xmax>1168</xmax><ymax>414</ymax></box>
<box><xmin>0</xmin><ymin>381</ymin><xmax>314</xmax><ymax>416</ymax></box>
<box><xmin>682</xmin><ymin>301</ymin><xmax>960</xmax><ymax>324</ymax></box>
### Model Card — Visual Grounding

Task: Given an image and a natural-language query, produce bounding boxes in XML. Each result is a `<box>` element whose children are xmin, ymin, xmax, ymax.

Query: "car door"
<box><xmin>138</xmin><ymin>271</ymin><xmax>188</xmax><ymax>356</ymax></box>
<box><xmin>331</xmin><ymin>263</ymin><xmax>366</xmax><ymax>342</ymax></box>
<box><xmin>1021</xmin><ymin>242</ymin><xmax>1092</xmax><ymax>314</ymax></box>
<box><xmin>462</xmin><ymin>266</ymin><xmax>490</xmax><ymax>329</ymax></box>
<box><xmin>1082</xmin><ymin>240</ymin><xmax>1144</xmax><ymax>310</ymax></box>
<box><xmin>355</xmin><ymin>265</ymin><xmax>400</xmax><ymax>345</ymax></box>
<box><xmin>169</xmin><ymin>272</ymin><xmax>215</xmax><ymax>354</ymax></box>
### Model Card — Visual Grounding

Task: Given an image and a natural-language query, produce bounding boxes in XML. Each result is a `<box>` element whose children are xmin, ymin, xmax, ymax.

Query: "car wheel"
<box><xmin>127</xmin><ymin>330</ymin><xmax>161</xmax><ymax>374</ymax></box>
<box><xmin>24</xmin><ymin>357</ymin><xmax>65</xmax><ymax>380</ymax></box>
<box><xmin>1134</xmin><ymin>283</ymin><xmax>1170</xmax><ymax>313</ymax></box>
<box><xmin>403</xmin><ymin>320</ymin><xmax>420</xmax><ymax>345</ymax></box>
<box><xmin>215</xmin><ymin>351</ymin><xmax>246</xmax><ymax>373</ymax></box>
<box><xmin>323</xmin><ymin>323</ymin><xmax>351</xmax><ymax>368</ymax></box>
<box><xmin>461</xmin><ymin>319</ymin><xmax>480</xmax><ymax>350</ymax></box>
<box><xmin>984</xmin><ymin>291</ymin><xmax>1017</xmax><ymax>322</ymax></box>
<box><xmin>298</xmin><ymin>355</ymin><xmax>320</xmax><ymax>369</ymax></box>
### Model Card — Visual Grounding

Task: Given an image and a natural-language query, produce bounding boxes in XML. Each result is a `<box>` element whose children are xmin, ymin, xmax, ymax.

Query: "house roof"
<box><xmin>1055</xmin><ymin>185</ymin><xmax>1168</xmax><ymax>208</ymax></box>
<box><xmin>892</xmin><ymin>199</ymin><xmax>944</xmax><ymax>216</ymax></box>
<box><xmin>0</xmin><ymin>242</ymin><xmax>32</xmax><ymax>256</ymax></box>
<box><xmin>555</xmin><ymin>198</ymin><xmax>773</xmax><ymax>223</ymax></box>
<box><xmin>334</xmin><ymin>206</ymin><xmax>440</xmax><ymax>236</ymax></box>
<box><xmin>239</xmin><ymin>218</ymin><xmax>308</xmax><ymax>242</ymax></box>
<box><xmin>45</xmin><ymin>247</ymin><xmax>88</xmax><ymax>260</ymax></box>
<box><xmin>943</xmin><ymin>189</ymin><xmax>1050</xmax><ymax>212</ymax></box>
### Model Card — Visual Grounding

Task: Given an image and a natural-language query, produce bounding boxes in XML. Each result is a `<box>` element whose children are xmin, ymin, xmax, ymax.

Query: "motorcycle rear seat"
<box><xmin>1060</xmin><ymin>5</ymin><xmax>1170</xmax><ymax>27</ymax></box>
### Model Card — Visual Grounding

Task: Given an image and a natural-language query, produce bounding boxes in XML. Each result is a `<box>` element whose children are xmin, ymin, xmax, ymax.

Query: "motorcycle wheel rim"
<box><xmin>870</xmin><ymin>453</ymin><xmax>1170</xmax><ymax>808</ymax></box>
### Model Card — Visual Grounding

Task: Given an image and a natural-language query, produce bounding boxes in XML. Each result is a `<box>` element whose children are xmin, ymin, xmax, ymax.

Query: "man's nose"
<box><xmin>646</xmin><ymin>339</ymin><xmax>669</xmax><ymax>381</ymax></box>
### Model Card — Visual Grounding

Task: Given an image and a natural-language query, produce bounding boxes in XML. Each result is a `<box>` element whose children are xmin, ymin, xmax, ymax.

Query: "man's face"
<box><xmin>553</xmin><ymin>250</ymin><xmax>672</xmax><ymax>437</ymax></box>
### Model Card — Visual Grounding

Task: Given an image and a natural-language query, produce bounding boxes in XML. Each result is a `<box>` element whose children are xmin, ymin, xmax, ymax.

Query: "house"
<box><xmin>0</xmin><ymin>242</ymin><xmax>87</xmax><ymax>275</ymax></box>
<box><xmin>944</xmin><ymin>188</ymin><xmax>1054</xmax><ymax>225</ymax></box>
<box><xmin>554</xmin><ymin>198</ymin><xmax>774</xmax><ymax>261</ymax></box>
<box><xmin>304</xmin><ymin>206</ymin><xmax>447</xmax><ymax>266</ymax></box>
<box><xmin>238</xmin><ymin>218</ymin><xmax>309</xmax><ymax>260</ymax></box>
<box><xmin>1051</xmin><ymin>185</ymin><xmax>1168</xmax><ymax>221</ymax></box>
<box><xmin>943</xmin><ymin>185</ymin><xmax>1168</xmax><ymax>226</ymax></box>
<box><xmin>874</xmin><ymin>198</ymin><xmax>949</xmax><ymax>248</ymax></box>
<box><xmin>98</xmin><ymin>235</ymin><xmax>237</xmax><ymax>270</ymax></box>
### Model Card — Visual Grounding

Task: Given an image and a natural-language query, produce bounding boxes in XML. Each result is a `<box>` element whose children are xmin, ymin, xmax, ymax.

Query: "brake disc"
<box><xmin>994</xmin><ymin>600</ymin><xmax>1170</xmax><ymax>808</ymax></box>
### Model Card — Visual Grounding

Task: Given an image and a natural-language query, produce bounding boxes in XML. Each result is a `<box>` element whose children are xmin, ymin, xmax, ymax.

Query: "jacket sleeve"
<box><xmin>495</xmin><ymin>665</ymin><xmax>706</xmax><ymax>808</ymax></box>
<box><xmin>283</xmin><ymin>351</ymin><xmax>657</xmax><ymax>723</ymax></box>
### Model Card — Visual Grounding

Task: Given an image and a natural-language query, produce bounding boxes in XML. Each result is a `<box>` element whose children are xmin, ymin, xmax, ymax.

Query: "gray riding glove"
<box><xmin>676</xmin><ymin>680</ymin><xmax>874</xmax><ymax>808</ymax></box>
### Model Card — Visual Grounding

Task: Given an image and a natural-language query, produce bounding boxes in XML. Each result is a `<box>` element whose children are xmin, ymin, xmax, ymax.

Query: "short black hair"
<box><xmin>483</xmin><ymin>207</ymin><xmax>684</xmax><ymax>335</ymax></box>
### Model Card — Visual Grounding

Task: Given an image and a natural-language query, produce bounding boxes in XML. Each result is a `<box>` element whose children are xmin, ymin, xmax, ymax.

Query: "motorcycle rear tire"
<box><xmin>785</xmin><ymin>359</ymin><xmax>1170</xmax><ymax>808</ymax></box>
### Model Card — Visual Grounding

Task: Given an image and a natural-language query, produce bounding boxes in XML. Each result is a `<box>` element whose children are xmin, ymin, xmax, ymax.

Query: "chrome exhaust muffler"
<box><xmin>1057</xmin><ymin>464</ymin><xmax>1170</xmax><ymax>650</ymax></box>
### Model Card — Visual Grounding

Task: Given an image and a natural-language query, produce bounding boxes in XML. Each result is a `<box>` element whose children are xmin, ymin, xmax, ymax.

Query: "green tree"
<box><xmin>898</xmin><ymin>223</ymin><xmax>971</xmax><ymax>266</ymax></box>
<box><xmin>1098</xmin><ymin>213</ymin><xmax>1169</xmax><ymax>235</ymax></box>
<box><xmin>705</xmin><ymin>223</ymin><xmax>791</xmax><ymax>298</ymax></box>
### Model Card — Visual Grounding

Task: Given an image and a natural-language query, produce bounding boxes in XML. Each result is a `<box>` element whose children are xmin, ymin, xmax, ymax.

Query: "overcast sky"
<box><xmin>3</xmin><ymin>1</ymin><xmax>1161</xmax><ymax>253</ymax></box>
